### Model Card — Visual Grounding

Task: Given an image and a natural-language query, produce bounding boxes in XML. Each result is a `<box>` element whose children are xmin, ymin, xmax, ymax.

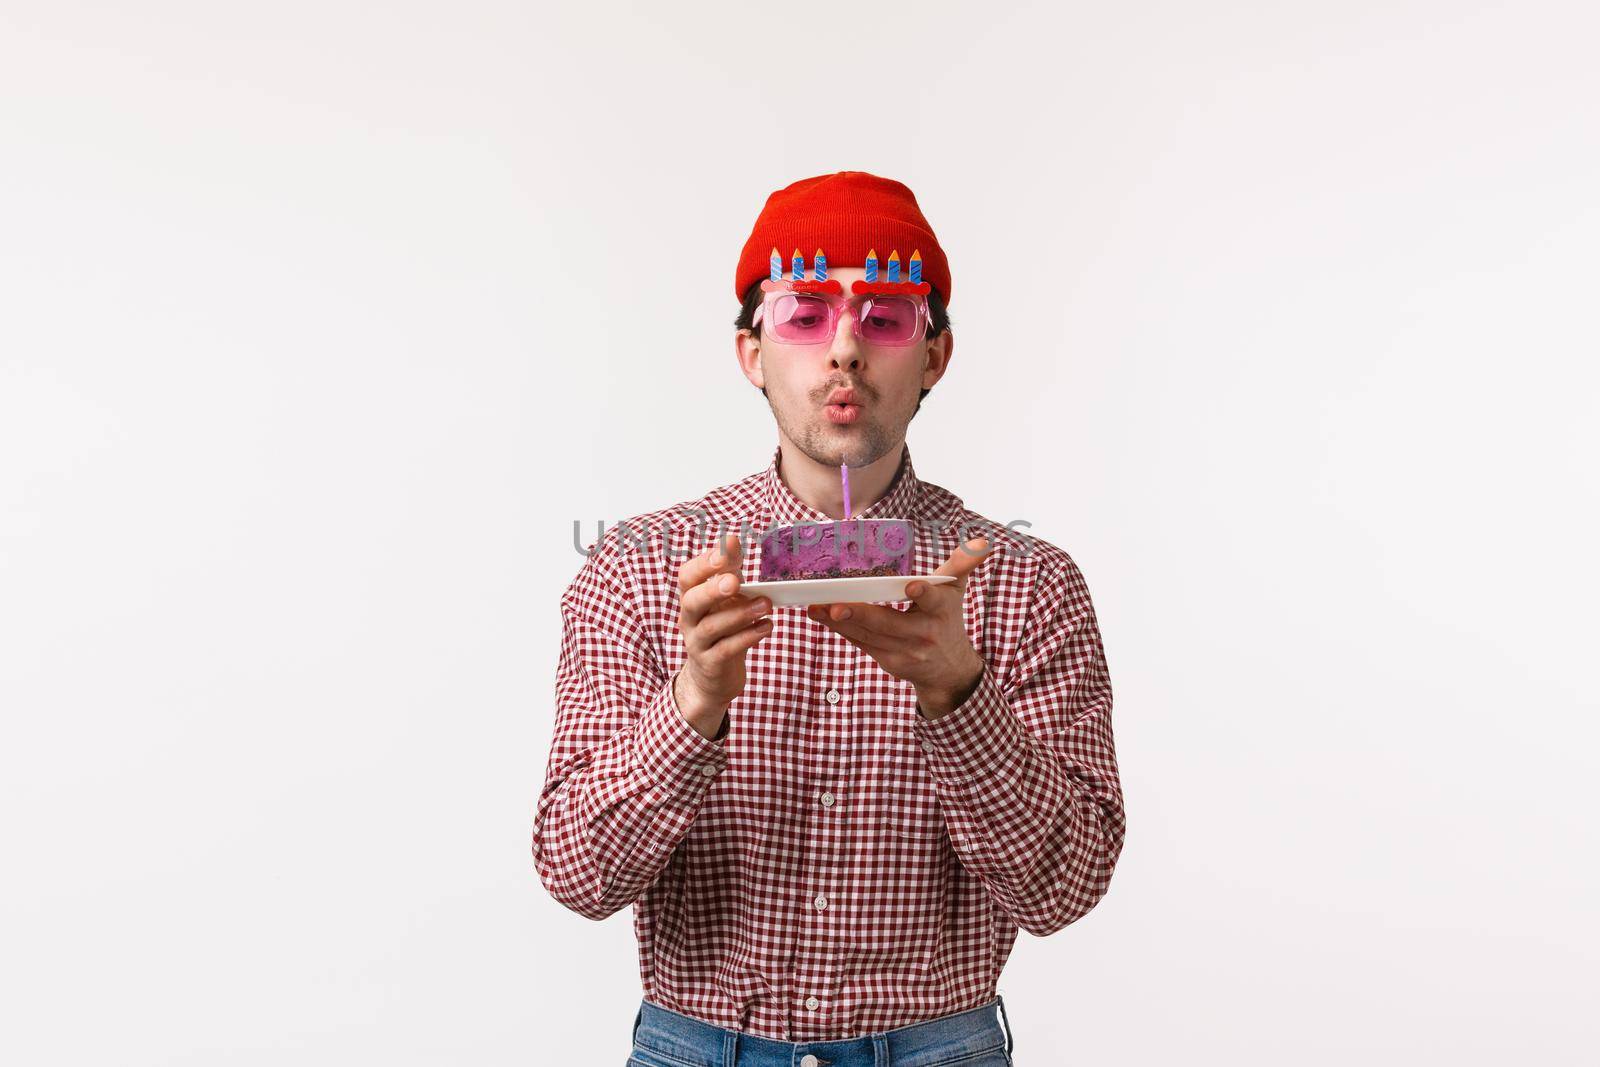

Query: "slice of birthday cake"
<box><xmin>758</xmin><ymin>518</ymin><xmax>914</xmax><ymax>581</ymax></box>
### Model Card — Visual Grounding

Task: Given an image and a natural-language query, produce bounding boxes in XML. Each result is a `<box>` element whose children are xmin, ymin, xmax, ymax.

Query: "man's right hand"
<box><xmin>674</xmin><ymin>533</ymin><xmax>772</xmax><ymax>739</ymax></box>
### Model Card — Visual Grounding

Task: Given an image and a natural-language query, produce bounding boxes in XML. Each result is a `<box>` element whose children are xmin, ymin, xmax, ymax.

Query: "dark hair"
<box><xmin>734</xmin><ymin>282</ymin><xmax>951</xmax><ymax>411</ymax></box>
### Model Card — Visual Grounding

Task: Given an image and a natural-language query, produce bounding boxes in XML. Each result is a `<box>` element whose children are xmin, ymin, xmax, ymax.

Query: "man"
<box><xmin>534</xmin><ymin>171</ymin><xmax>1125</xmax><ymax>1065</ymax></box>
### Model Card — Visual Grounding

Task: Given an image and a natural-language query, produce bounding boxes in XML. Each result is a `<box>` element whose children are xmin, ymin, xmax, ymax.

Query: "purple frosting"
<box><xmin>758</xmin><ymin>519</ymin><xmax>914</xmax><ymax>581</ymax></box>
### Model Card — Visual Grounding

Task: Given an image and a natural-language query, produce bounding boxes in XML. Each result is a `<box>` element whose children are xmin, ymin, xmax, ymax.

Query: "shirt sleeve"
<box><xmin>532</xmin><ymin>536</ymin><xmax>730</xmax><ymax>921</ymax></box>
<box><xmin>909</xmin><ymin>557</ymin><xmax>1126</xmax><ymax>937</ymax></box>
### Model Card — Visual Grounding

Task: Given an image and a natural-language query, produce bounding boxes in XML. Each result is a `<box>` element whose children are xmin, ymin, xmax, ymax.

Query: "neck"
<box><xmin>775</xmin><ymin>433</ymin><xmax>906</xmax><ymax>519</ymax></box>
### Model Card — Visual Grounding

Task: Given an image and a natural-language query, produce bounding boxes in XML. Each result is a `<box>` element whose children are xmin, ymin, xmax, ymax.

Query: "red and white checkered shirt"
<box><xmin>533</xmin><ymin>445</ymin><xmax>1125</xmax><ymax>1041</ymax></box>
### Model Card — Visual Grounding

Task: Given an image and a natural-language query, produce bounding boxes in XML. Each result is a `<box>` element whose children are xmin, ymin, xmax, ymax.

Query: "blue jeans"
<box><xmin>627</xmin><ymin>994</ymin><xmax>1015</xmax><ymax>1067</ymax></box>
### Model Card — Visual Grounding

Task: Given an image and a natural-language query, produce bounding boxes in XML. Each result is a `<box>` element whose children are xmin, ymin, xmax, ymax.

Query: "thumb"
<box><xmin>714</xmin><ymin>531</ymin><xmax>742</xmax><ymax>565</ymax></box>
<box><xmin>935</xmin><ymin>537</ymin><xmax>990</xmax><ymax>585</ymax></box>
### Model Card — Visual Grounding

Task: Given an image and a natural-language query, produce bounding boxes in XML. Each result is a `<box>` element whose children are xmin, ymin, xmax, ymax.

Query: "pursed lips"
<box><xmin>823</xmin><ymin>388</ymin><xmax>864</xmax><ymax>424</ymax></box>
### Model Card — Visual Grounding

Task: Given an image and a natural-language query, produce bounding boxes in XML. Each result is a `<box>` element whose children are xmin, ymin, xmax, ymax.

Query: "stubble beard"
<box><xmin>765</xmin><ymin>387</ymin><xmax>913</xmax><ymax>470</ymax></box>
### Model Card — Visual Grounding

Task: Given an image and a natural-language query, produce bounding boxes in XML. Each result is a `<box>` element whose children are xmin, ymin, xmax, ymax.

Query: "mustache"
<box><xmin>814</xmin><ymin>381</ymin><xmax>875</xmax><ymax>403</ymax></box>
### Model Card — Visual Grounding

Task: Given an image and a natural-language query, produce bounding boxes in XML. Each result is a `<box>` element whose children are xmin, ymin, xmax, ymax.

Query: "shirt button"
<box><xmin>814</xmin><ymin>894</ymin><xmax>828</xmax><ymax>910</ymax></box>
<box><xmin>802</xmin><ymin>1056</ymin><xmax>820</xmax><ymax>1067</ymax></box>
<box><xmin>698</xmin><ymin>764</ymin><xmax>717</xmax><ymax>776</ymax></box>
<box><xmin>824</xmin><ymin>689</ymin><xmax>841</xmax><ymax>705</ymax></box>
<box><xmin>805</xmin><ymin>996</ymin><xmax>820</xmax><ymax>1011</ymax></box>
<box><xmin>920</xmin><ymin>740</ymin><xmax>935</xmax><ymax>753</ymax></box>
<box><xmin>819</xmin><ymin>791</ymin><xmax>835</xmax><ymax>807</ymax></box>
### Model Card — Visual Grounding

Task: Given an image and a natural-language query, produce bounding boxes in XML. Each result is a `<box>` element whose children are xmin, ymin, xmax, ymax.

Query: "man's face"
<box><xmin>735</xmin><ymin>266</ymin><xmax>953</xmax><ymax>469</ymax></box>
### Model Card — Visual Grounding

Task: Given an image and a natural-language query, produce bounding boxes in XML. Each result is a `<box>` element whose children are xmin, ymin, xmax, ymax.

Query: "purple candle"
<box><xmin>841</xmin><ymin>463</ymin><xmax>851</xmax><ymax>519</ymax></box>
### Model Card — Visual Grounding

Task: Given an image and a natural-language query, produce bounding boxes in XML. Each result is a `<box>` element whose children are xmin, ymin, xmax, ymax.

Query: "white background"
<box><xmin>3</xmin><ymin>1</ymin><xmax>1597</xmax><ymax>1063</ymax></box>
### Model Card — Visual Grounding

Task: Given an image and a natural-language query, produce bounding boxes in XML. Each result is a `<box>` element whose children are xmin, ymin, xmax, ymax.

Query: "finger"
<box><xmin>811</xmin><ymin>601</ymin><xmax>930</xmax><ymax>642</ymax></box>
<box><xmin>934</xmin><ymin>537</ymin><xmax>990</xmax><ymax>582</ymax></box>
<box><xmin>682</xmin><ymin>569</ymin><xmax>745</xmax><ymax>625</ymax></box>
<box><xmin>689</xmin><ymin>597</ymin><xmax>772</xmax><ymax>653</ymax></box>
<box><xmin>677</xmin><ymin>533</ymin><xmax>743</xmax><ymax>594</ymax></box>
<box><xmin>835</xmin><ymin>602</ymin><xmax>926</xmax><ymax>640</ymax></box>
<box><xmin>825</xmin><ymin>627</ymin><xmax>913</xmax><ymax>666</ymax></box>
<box><xmin>807</xmin><ymin>606</ymin><xmax>921</xmax><ymax>651</ymax></box>
<box><xmin>905</xmin><ymin>579</ymin><xmax>959</xmax><ymax>608</ymax></box>
<box><xmin>702</xmin><ymin>615</ymin><xmax>774</xmax><ymax>664</ymax></box>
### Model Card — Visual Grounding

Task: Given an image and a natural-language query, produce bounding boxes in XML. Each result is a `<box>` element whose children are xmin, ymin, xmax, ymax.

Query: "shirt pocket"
<box><xmin>878</xmin><ymin>749</ymin><xmax>947</xmax><ymax>842</ymax></box>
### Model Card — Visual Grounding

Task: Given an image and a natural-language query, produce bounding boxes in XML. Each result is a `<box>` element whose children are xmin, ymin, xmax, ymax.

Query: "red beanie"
<box><xmin>734</xmin><ymin>171</ymin><xmax>951</xmax><ymax>306</ymax></box>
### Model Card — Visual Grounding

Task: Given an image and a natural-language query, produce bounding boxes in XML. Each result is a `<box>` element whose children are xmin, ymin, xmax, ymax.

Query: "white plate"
<box><xmin>737</xmin><ymin>574</ymin><xmax>955</xmax><ymax>607</ymax></box>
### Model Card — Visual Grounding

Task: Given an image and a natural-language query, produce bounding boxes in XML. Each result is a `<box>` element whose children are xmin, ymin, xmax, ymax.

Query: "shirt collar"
<box><xmin>762</xmin><ymin>443</ymin><xmax>923</xmax><ymax>527</ymax></box>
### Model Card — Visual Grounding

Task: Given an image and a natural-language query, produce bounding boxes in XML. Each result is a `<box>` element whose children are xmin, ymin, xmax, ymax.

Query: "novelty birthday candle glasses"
<box><xmin>767</xmin><ymin>247</ymin><xmax>929</xmax><ymax>291</ymax></box>
<box><xmin>753</xmin><ymin>247</ymin><xmax>931</xmax><ymax>346</ymax></box>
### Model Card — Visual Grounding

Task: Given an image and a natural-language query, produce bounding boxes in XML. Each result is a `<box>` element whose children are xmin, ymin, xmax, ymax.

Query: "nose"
<box><xmin>827</xmin><ymin>314</ymin><xmax>863</xmax><ymax>371</ymax></box>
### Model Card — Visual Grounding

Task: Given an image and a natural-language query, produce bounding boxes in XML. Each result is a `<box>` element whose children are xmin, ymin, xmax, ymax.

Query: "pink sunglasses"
<box><xmin>752</xmin><ymin>288</ymin><xmax>929</xmax><ymax>347</ymax></box>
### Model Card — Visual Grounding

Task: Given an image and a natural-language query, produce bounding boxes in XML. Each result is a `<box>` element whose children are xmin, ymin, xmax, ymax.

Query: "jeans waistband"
<box><xmin>630</xmin><ymin>994</ymin><xmax>1014</xmax><ymax>1067</ymax></box>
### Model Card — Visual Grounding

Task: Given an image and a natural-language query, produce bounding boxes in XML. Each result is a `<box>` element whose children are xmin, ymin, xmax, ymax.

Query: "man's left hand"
<box><xmin>806</xmin><ymin>537</ymin><xmax>991</xmax><ymax>720</ymax></box>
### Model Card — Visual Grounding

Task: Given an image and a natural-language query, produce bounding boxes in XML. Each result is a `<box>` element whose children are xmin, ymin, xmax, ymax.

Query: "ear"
<box><xmin>735</xmin><ymin>328</ymin><xmax>764</xmax><ymax>389</ymax></box>
<box><xmin>921</xmin><ymin>328</ymin><xmax>953</xmax><ymax>390</ymax></box>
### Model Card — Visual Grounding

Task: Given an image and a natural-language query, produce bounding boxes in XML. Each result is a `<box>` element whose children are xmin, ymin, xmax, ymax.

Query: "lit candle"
<box><xmin>909</xmin><ymin>249</ymin><xmax>922</xmax><ymax>284</ymax></box>
<box><xmin>841</xmin><ymin>463</ymin><xmax>852</xmax><ymax>520</ymax></box>
<box><xmin>770</xmin><ymin>247</ymin><xmax>782</xmax><ymax>282</ymax></box>
<box><xmin>887</xmin><ymin>249</ymin><xmax>900</xmax><ymax>283</ymax></box>
<box><xmin>792</xmin><ymin>248</ymin><xmax>805</xmax><ymax>281</ymax></box>
<box><xmin>864</xmin><ymin>248</ymin><xmax>878</xmax><ymax>283</ymax></box>
<box><xmin>814</xmin><ymin>248</ymin><xmax>827</xmax><ymax>281</ymax></box>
